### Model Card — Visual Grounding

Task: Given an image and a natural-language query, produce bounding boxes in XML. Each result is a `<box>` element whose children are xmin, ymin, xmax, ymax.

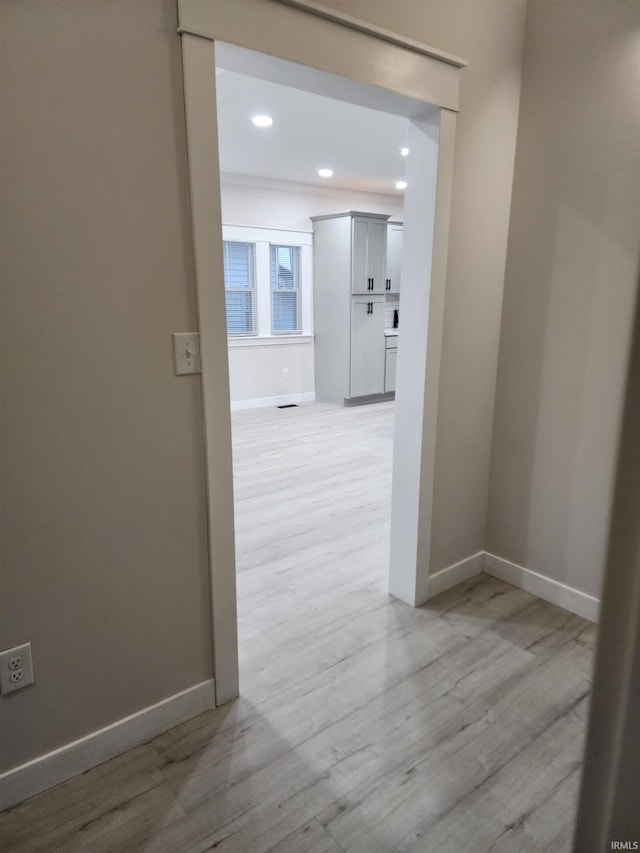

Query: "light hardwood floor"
<box><xmin>1</xmin><ymin>401</ymin><xmax>596</xmax><ymax>852</ymax></box>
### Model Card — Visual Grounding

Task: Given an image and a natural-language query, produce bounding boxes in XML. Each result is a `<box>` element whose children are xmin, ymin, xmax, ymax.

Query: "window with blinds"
<box><xmin>223</xmin><ymin>241</ymin><xmax>256</xmax><ymax>336</ymax></box>
<box><xmin>270</xmin><ymin>245</ymin><xmax>301</xmax><ymax>335</ymax></box>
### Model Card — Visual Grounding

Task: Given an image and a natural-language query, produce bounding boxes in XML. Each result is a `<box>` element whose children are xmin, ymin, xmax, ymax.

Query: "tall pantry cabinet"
<box><xmin>311</xmin><ymin>211</ymin><xmax>392</xmax><ymax>405</ymax></box>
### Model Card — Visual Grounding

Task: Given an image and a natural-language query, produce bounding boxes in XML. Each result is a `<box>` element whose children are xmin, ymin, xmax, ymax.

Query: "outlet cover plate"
<box><xmin>0</xmin><ymin>642</ymin><xmax>34</xmax><ymax>695</ymax></box>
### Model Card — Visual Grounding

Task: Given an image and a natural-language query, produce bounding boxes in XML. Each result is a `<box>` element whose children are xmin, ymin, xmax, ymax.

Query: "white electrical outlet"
<box><xmin>282</xmin><ymin>368</ymin><xmax>290</xmax><ymax>380</ymax></box>
<box><xmin>0</xmin><ymin>642</ymin><xmax>34</xmax><ymax>695</ymax></box>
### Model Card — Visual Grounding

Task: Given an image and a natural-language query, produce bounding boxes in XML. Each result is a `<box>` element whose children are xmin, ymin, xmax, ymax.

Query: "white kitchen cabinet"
<box><xmin>384</xmin><ymin>334</ymin><xmax>398</xmax><ymax>392</ymax></box>
<box><xmin>386</xmin><ymin>221</ymin><xmax>403</xmax><ymax>293</ymax></box>
<box><xmin>312</xmin><ymin>211</ymin><xmax>392</xmax><ymax>405</ymax></box>
<box><xmin>351</xmin><ymin>297</ymin><xmax>386</xmax><ymax>397</ymax></box>
<box><xmin>352</xmin><ymin>217</ymin><xmax>388</xmax><ymax>294</ymax></box>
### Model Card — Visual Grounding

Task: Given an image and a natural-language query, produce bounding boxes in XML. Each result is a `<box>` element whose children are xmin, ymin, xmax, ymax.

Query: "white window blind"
<box><xmin>270</xmin><ymin>245</ymin><xmax>301</xmax><ymax>335</ymax></box>
<box><xmin>223</xmin><ymin>241</ymin><xmax>256</xmax><ymax>336</ymax></box>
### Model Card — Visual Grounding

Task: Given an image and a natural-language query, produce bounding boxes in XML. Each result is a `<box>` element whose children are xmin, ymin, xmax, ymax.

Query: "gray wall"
<box><xmin>9</xmin><ymin>0</ymin><xmax>625</xmax><ymax>778</ymax></box>
<box><xmin>0</xmin><ymin>0</ymin><xmax>530</xmax><ymax>774</ymax></box>
<box><xmin>486</xmin><ymin>0</ymin><xmax>640</xmax><ymax>598</ymax></box>
<box><xmin>0</xmin><ymin>0</ymin><xmax>213</xmax><ymax>771</ymax></box>
<box><xmin>316</xmin><ymin>0</ymin><xmax>528</xmax><ymax>573</ymax></box>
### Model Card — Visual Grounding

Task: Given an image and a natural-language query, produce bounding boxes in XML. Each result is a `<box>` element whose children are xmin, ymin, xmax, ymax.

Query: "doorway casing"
<box><xmin>178</xmin><ymin>0</ymin><xmax>466</xmax><ymax>704</ymax></box>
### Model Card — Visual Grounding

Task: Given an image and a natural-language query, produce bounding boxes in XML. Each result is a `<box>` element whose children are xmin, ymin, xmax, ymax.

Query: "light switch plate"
<box><xmin>173</xmin><ymin>332</ymin><xmax>201</xmax><ymax>375</ymax></box>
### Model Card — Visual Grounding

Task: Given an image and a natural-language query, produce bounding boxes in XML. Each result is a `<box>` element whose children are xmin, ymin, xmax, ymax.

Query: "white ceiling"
<box><xmin>214</xmin><ymin>63</ymin><xmax>413</xmax><ymax>196</ymax></box>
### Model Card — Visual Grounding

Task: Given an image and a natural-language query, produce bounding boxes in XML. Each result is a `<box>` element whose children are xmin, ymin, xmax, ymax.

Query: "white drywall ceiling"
<box><xmin>215</xmin><ymin>64</ymin><xmax>413</xmax><ymax>195</ymax></box>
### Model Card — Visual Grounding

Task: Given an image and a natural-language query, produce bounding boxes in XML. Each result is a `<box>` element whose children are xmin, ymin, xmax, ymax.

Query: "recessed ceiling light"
<box><xmin>395</xmin><ymin>180</ymin><xmax>408</xmax><ymax>190</ymax></box>
<box><xmin>400</xmin><ymin>147</ymin><xmax>409</xmax><ymax>156</ymax></box>
<box><xmin>318</xmin><ymin>169</ymin><xmax>333</xmax><ymax>178</ymax></box>
<box><xmin>251</xmin><ymin>115</ymin><xmax>273</xmax><ymax>127</ymax></box>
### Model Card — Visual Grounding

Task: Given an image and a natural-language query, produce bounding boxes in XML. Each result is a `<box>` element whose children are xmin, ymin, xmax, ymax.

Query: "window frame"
<box><xmin>222</xmin><ymin>224</ymin><xmax>313</xmax><ymax>343</ymax></box>
<box><xmin>270</xmin><ymin>244</ymin><xmax>302</xmax><ymax>336</ymax></box>
<box><xmin>222</xmin><ymin>239</ymin><xmax>257</xmax><ymax>338</ymax></box>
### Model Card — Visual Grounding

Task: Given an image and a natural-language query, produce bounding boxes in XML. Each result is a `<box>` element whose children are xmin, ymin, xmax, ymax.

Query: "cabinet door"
<box><xmin>352</xmin><ymin>217</ymin><xmax>387</xmax><ymax>294</ymax></box>
<box><xmin>350</xmin><ymin>297</ymin><xmax>386</xmax><ymax>397</ymax></box>
<box><xmin>351</xmin><ymin>218</ymin><xmax>371</xmax><ymax>294</ymax></box>
<box><xmin>368</xmin><ymin>219</ymin><xmax>388</xmax><ymax>293</ymax></box>
<box><xmin>385</xmin><ymin>348</ymin><xmax>397</xmax><ymax>392</ymax></box>
<box><xmin>386</xmin><ymin>223</ymin><xmax>403</xmax><ymax>293</ymax></box>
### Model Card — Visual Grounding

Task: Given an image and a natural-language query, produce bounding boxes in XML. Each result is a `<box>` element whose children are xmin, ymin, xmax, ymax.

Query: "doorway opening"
<box><xmin>179</xmin><ymin>1</ymin><xmax>462</xmax><ymax>703</ymax></box>
<box><xmin>211</xmin><ymin>41</ymin><xmax>442</xmax><ymax>695</ymax></box>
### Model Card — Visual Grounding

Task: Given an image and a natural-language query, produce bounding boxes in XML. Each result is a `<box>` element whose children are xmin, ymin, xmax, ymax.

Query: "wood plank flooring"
<box><xmin>0</xmin><ymin>401</ymin><xmax>596</xmax><ymax>852</ymax></box>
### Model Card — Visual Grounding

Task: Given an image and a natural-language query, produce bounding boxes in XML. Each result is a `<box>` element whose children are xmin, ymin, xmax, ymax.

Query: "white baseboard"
<box><xmin>0</xmin><ymin>551</ymin><xmax>600</xmax><ymax>811</ymax></box>
<box><xmin>0</xmin><ymin>679</ymin><xmax>215</xmax><ymax>812</ymax></box>
<box><xmin>483</xmin><ymin>552</ymin><xmax>600</xmax><ymax>623</ymax></box>
<box><xmin>426</xmin><ymin>551</ymin><xmax>484</xmax><ymax>599</ymax></box>
<box><xmin>426</xmin><ymin>551</ymin><xmax>600</xmax><ymax>623</ymax></box>
<box><xmin>230</xmin><ymin>391</ymin><xmax>315</xmax><ymax>412</ymax></box>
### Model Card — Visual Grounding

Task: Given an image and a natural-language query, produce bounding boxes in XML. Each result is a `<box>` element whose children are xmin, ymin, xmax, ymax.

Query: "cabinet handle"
<box><xmin>371</xmin><ymin>277</ymin><xmax>375</xmax><ymax>289</ymax></box>
<box><xmin>386</xmin><ymin>279</ymin><xmax>391</xmax><ymax>290</ymax></box>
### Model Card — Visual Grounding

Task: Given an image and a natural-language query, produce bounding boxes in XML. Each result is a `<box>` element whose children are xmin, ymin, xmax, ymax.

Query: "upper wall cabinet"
<box><xmin>351</xmin><ymin>214</ymin><xmax>389</xmax><ymax>294</ymax></box>
<box><xmin>386</xmin><ymin>221</ymin><xmax>403</xmax><ymax>294</ymax></box>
